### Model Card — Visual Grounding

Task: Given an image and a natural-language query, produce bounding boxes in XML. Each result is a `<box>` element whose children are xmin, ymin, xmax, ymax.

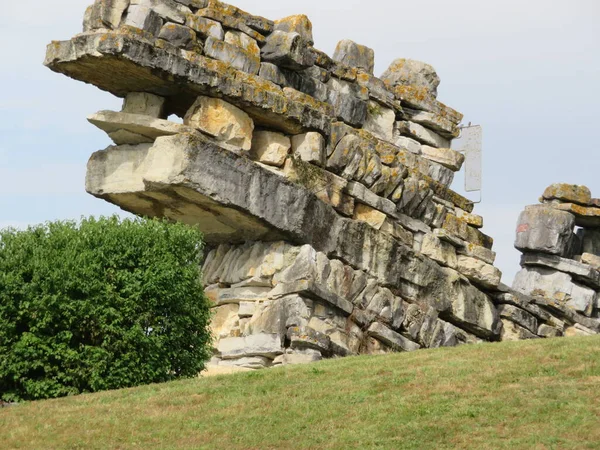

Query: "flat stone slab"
<box><xmin>88</xmin><ymin>110</ymin><xmax>198</xmax><ymax>144</ymax></box>
<box><xmin>45</xmin><ymin>31</ymin><xmax>332</xmax><ymax>135</ymax></box>
<box><xmin>520</xmin><ymin>253</ymin><xmax>600</xmax><ymax>289</ymax></box>
<box><xmin>552</xmin><ymin>203</ymin><xmax>600</xmax><ymax>227</ymax></box>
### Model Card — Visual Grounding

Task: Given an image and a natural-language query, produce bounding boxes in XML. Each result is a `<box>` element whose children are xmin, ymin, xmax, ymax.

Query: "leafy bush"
<box><xmin>0</xmin><ymin>216</ymin><xmax>212</xmax><ymax>402</ymax></box>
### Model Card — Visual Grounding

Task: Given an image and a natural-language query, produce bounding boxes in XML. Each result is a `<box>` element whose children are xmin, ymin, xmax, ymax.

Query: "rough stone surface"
<box><xmin>291</xmin><ymin>132</ymin><xmax>325</xmax><ymax>166</ymax></box>
<box><xmin>184</xmin><ymin>96</ymin><xmax>254</xmax><ymax>151</ymax></box>
<box><xmin>421</xmin><ymin>146</ymin><xmax>465</xmax><ymax>171</ymax></box>
<box><xmin>261</xmin><ymin>31</ymin><xmax>316</xmax><ymax>71</ymax></box>
<box><xmin>513</xmin><ymin>267</ymin><xmax>596</xmax><ymax>316</ymax></box>
<box><xmin>363</xmin><ymin>101</ymin><xmax>395</xmax><ymax>142</ymax></box>
<box><xmin>47</xmin><ymin>0</ymin><xmax>538</xmax><ymax>365</ymax></box>
<box><xmin>456</xmin><ymin>255</ymin><xmax>502</xmax><ymax>289</ymax></box>
<box><xmin>515</xmin><ymin>205</ymin><xmax>576</xmax><ymax>256</ymax></box>
<box><xmin>250</xmin><ymin>131</ymin><xmax>291</xmax><ymax>167</ymax></box>
<box><xmin>542</xmin><ymin>183</ymin><xmax>591</xmax><ymax>206</ymax></box>
<box><xmin>381</xmin><ymin>59</ymin><xmax>441</xmax><ymax>97</ymax></box>
<box><xmin>395</xmin><ymin>121</ymin><xmax>450</xmax><ymax>149</ymax></box>
<box><xmin>274</xmin><ymin>15</ymin><xmax>313</xmax><ymax>45</ymax></box>
<box><xmin>333</xmin><ymin>40</ymin><xmax>375</xmax><ymax>75</ymax></box>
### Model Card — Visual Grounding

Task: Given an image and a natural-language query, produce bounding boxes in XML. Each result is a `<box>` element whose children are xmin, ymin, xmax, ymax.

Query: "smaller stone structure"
<box><xmin>506</xmin><ymin>183</ymin><xmax>600</xmax><ymax>339</ymax></box>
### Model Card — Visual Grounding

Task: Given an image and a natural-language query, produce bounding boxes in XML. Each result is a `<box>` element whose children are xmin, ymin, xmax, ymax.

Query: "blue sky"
<box><xmin>1</xmin><ymin>0</ymin><xmax>599</xmax><ymax>284</ymax></box>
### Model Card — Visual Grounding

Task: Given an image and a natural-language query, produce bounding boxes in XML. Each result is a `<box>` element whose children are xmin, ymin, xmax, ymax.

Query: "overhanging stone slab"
<box><xmin>45</xmin><ymin>31</ymin><xmax>332</xmax><ymax>135</ymax></box>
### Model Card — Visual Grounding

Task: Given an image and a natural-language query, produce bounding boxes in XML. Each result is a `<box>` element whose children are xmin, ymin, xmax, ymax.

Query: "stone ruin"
<box><xmin>43</xmin><ymin>0</ymin><xmax>597</xmax><ymax>370</ymax></box>
<box><xmin>509</xmin><ymin>184</ymin><xmax>600</xmax><ymax>339</ymax></box>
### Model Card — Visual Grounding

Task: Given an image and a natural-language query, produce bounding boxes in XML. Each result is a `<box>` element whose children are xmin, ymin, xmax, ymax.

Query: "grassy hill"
<box><xmin>2</xmin><ymin>336</ymin><xmax>600</xmax><ymax>449</ymax></box>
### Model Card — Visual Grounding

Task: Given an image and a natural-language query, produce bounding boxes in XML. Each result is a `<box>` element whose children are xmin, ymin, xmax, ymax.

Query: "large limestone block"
<box><xmin>552</xmin><ymin>203</ymin><xmax>600</xmax><ymax>228</ymax></box>
<box><xmin>442</xmin><ymin>269</ymin><xmax>501</xmax><ymax>339</ymax></box>
<box><xmin>250</xmin><ymin>131</ymin><xmax>291</xmax><ymax>167</ymax></box>
<box><xmin>274</xmin><ymin>15</ymin><xmax>313</xmax><ymax>45</ymax></box>
<box><xmin>195</xmin><ymin>0</ymin><xmax>273</xmax><ymax>38</ymax></box>
<box><xmin>353</xmin><ymin>204</ymin><xmax>387</xmax><ymax>230</ymax></box>
<box><xmin>497</xmin><ymin>304</ymin><xmax>538</xmax><ymax>334</ymax></box>
<box><xmin>513</xmin><ymin>267</ymin><xmax>596</xmax><ymax>316</ymax></box>
<box><xmin>261</xmin><ymin>31</ymin><xmax>315</xmax><ymax>71</ymax></box>
<box><xmin>514</xmin><ymin>205</ymin><xmax>575</xmax><ymax>256</ymax></box>
<box><xmin>204</xmin><ymin>36</ymin><xmax>260</xmax><ymax>75</ymax></box>
<box><xmin>186</xmin><ymin>15</ymin><xmax>224</xmax><ymax>40</ymax></box>
<box><xmin>129</xmin><ymin>0</ymin><xmax>191</xmax><ymax>24</ymax></box>
<box><xmin>456</xmin><ymin>255</ymin><xmax>502</xmax><ymax>289</ymax></box>
<box><xmin>122</xmin><ymin>92</ymin><xmax>166</xmax><ymax>118</ymax></box>
<box><xmin>224</xmin><ymin>31</ymin><xmax>260</xmax><ymax>57</ymax></box>
<box><xmin>395</xmin><ymin>121</ymin><xmax>450</xmax><ymax>149</ymax></box>
<box><xmin>394</xmin><ymin>136</ymin><xmax>422</xmax><ymax>155</ymax></box>
<box><xmin>520</xmin><ymin>253</ymin><xmax>600</xmax><ymax>289</ymax></box>
<box><xmin>421</xmin><ymin>233</ymin><xmax>457</xmax><ymax>269</ymax></box>
<box><xmin>218</xmin><ymin>333</ymin><xmax>284</xmax><ymax>359</ymax></box>
<box><xmin>84</xmin><ymin>0</ymin><xmax>130</xmax><ymax>31</ymax></box>
<box><xmin>403</xmin><ymin>108</ymin><xmax>459</xmax><ymax>140</ymax></box>
<box><xmin>88</xmin><ymin>110</ymin><xmax>196</xmax><ymax>144</ymax></box>
<box><xmin>291</xmin><ymin>132</ymin><xmax>325</xmax><ymax>166</ymax></box>
<box><xmin>45</xmin><ymin>33</ymin><xmax>331</xmax><ymax>135</ymax></box>
<box><xmin>542</xmin><ymin>183</ymin><xmax>591</xmax><ymax>206</ymax></box>
<box><xmin>500</xmin><ymin>319</ymin><xmax>539</xmax><ymax>341</ymax></box>
<box><xmin>421</xmin><ymin>146</ymin><xmax>465</xmax><ymax>171</ymax></box>
<box><xmin>368</xmin><ymin>322</ymin><xmax>420</xmax><ymax>352</ymax></box>
<box><xmin>210</xmin><ymin>304</ymin><xmax>239</xmax><ymax>339</ymax></box>
<box><xmin>184</xmin><ymin>96</ymin><xmax>254</xmax><ymax>151</ymax></box>
<box><xmin>333</xmin><ymin>40</ymin><xmax>375</xmax><ymax>75</ymax></box>
<box><xmin>158</xmin><ymin>23</ymin><xmax>197</xmax><ymax>50</ymax></box>
<box><xmin>123</xmin><ymin>4</ymin><xmax>162</xmax><ymax>35</ymax></box>
<box><xmin>381</xmin><ymin>59</ymin><xmax>441</xmax><ymax>98</ymax></box>
<box><xmin>363</xmin><ymin>101</ymin><xmax>395</xmax><ymax>142</ymax></box>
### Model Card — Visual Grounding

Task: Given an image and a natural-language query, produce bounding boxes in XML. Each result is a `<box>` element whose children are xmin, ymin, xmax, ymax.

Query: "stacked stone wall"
<box><xmin>505</xmin><ymin>184</ymin><xmax>600</xmax><ymax>340</ymax></box>
<box><xmin>44</xmin><ymin>0</ymin><xmax>591</xmax><ymax>370</ymax></box>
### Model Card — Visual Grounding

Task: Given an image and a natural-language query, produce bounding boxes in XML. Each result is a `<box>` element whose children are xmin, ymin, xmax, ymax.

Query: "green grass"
<box><xmin>2</xmin><ymin>336</ymin><xmax>600</xmax><ymax>449</ymax></box>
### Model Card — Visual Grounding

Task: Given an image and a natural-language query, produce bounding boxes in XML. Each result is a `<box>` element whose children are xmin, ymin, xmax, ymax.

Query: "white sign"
<box><xmin>452</xmin><ymin>125</ymin><xmax>482</xmax><ymax>193</ymax></box>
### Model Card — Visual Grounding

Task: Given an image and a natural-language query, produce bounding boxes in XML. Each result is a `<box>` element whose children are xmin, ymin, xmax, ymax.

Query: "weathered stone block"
<box><xmin>353</xmin><ymin>204</ymin><xmax>387</xmax><ymax>230</ymax></box>
<box><xmin>186</xmin><ymin>15</ymin><xmax>224</xmax><ymax>39</ymax></box>
<box><xmin>123</xmin><ymin>4</ymin><xmax>163</xmax><ymax>35</ymax></box>
<box><xmin>542</xmin><ymin>183</ymin><xmax>591</xmax><ymax>206</ymax></box>
<box><xmin>515</xmin><ymin>205</ymin><xmax>575</xmax><ymax>256</ymax></box>
<box><xmin>500</xmin><ymin>319</ymin><xmax>538</xmax><ymax>341</ymax></box>
<box><xmin>130</xmin><ymin>0</ymin><xmax>191</xmax><ymax>24</ymax></box>
<box><xmin>158</xmin><ymin>23</ymin><xmax>197</xmax><ymax>50</ymax></box>
<box><xmin>274</xmin><ymin>15</ymin><xmax>313</xmax><ymax>45</ymax></box>
<box><xmin>84</xmin><ymin>0</ymin><xmax>130</xmax><ymax>31</ymax></box>
<box><xmin>333</xmin><ymin>40</ymin><xmax>375</xmax><ymax>75</ymax></box>
<box><xmin>368</xmin><ymin>322</ymin><xmax>420</xmax><ymax>352</ymax></box>
<box><xmin>497</xmin><ymin>304</ymin><xmax>538</xmax><ymax>334</ymax></box>
<box><xmin>291</xmin><ymin>132</ymin><xmax>325</xmax><ymax>166</ymax></box>
<box><xmin>184</xmin><ymin>96</ymin><xmax>254</xmax><ymax>150</ymax></box>
<box><xmin>395</xmin><ymin>121</ymin><xmax>451</xmax><ymax>149</ymax></box>
<box><xmin>520</xmin><ymin>253</ymin><xmax>600</xmax><ymax>289</ymax></box>
<box><xmin>204</xmin><ymin>36</ymin><xmax>260</xmax><ymax>74</ymax></box>
<box><xmin>421</xmin><ymin>146</ymin><xmax>464</xmax><ymax>171</ymax></box>
<box><xmin>421</xmin><ymin>233</ymin><xmax>457</xmax><ymax>269</ymax></box>
<box><xmin>218</xmin><ymin>333</ymin><xmax>284</xmax><ymax>359</ymax></box>
<box><xmin>261</xmin><ymin>31</ymin><xmax>316</xmax><ymax>71</ymax></box>
<box><xmin>363</xmin><ymin>101</ymin><xmax>395</xmax><ymax>142</ymax></box>
<box><xmin>381</xmin><ymin>58</ymin><xmax>441</xmax><ymax>97</ymax></box>
<box><xmin>250</xmin><ymin>131</ymin><xmax>291</xmax><ymax>167</ymax></box>
<box><xmin>456</xmin><ymin>255</ymin><xmax>502</xmax><ymax>289</ymax></box>
<box><xmin>513</xmin><ymin>267</ymin><xmax>596</xmax><ymax>316</ymax></box>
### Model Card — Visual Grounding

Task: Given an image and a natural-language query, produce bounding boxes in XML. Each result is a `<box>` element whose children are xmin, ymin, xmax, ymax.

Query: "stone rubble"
<box><xmin>45</xmin><ymin>0</ymin><xmax>588</xmax><ymax>372</ymax></box>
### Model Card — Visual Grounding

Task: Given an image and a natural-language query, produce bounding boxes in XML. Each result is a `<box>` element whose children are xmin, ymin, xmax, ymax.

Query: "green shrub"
<box><xmin>0</xmin><ymin>216</ymin><xmax>212</xmax><ymax>402</ymax></box>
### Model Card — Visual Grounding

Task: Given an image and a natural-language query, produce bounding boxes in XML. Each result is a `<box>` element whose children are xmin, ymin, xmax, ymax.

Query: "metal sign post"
<box><xmin>452</xmin><ymin>124</ymin><xmax>483</xmax><ymax>203</ymax></box>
